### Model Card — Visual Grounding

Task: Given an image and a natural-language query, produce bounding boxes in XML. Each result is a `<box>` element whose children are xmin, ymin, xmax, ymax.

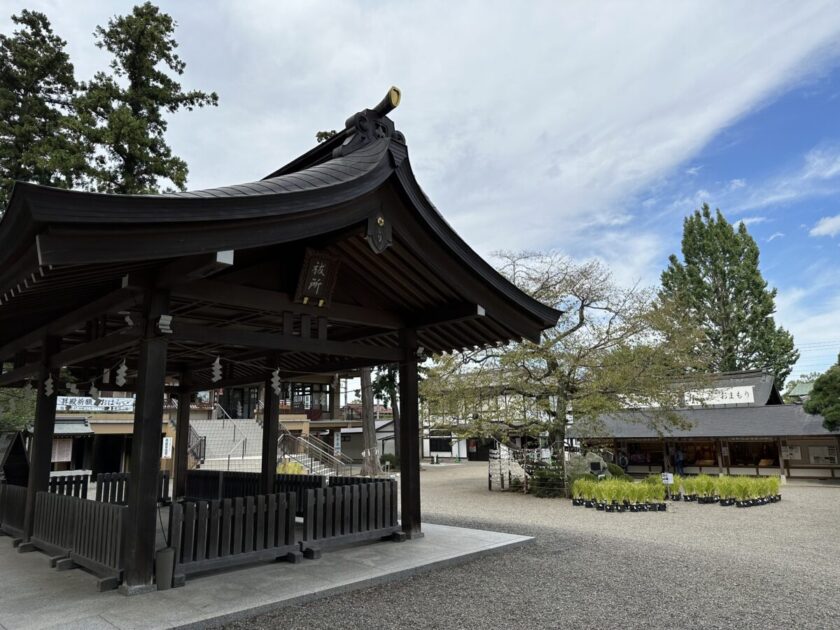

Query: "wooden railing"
<box><xmin>186</xmin><ymin>471</ymin><xmax>327</xmax><ymax>516</ymax></box>
<box><xmin>275</xmin><ymin>474</ymin><xmax>327</xmax><ymax>516</ymax></box>
<box><xmin>169</xmin><ymin>492</ymin><xmax>300</xmax><ymax>586</ymax></box>
<box><xmin>301</xmin><ymin>479</ymin><xmax>400</xmax><ymax>557</ymax></box>
<box><xmin>49</xmin><ymin>473</ymin><xmax>90</xmax><ymax>498</ymax></box>
<box><xmin>95</xmin><ymin>470</ymin><xmax>171</xmax><ymax>505</ymax></box>
<box><xmin>28</xmin><ymin>491</ymin><xmax>126</xmax><ymax>591</ymax></box>
<box><xmin>0</xmin><ymin>482</ymin><xmax>27</xmax><ymax>538</ymax></box>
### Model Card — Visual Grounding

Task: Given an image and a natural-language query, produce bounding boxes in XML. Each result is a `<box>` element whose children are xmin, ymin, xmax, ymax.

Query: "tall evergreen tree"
<box><xmin>0</xmin><ymin>10</ymin><xmax>88</xmax><ymax>210</ymax></box>
<box><xmin>81</xmin><ymin>2</ymin><xmax>217</xmax><ymax>193</ymax></box>
<box><xmin>660</xmin><ymin>204</ymin><xmax>798</xmax><ymax>387</ymax></box>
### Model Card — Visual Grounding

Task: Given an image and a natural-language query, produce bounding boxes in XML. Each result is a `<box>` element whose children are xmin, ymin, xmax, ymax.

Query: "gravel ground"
<box><xmin>223</xmin><ymin>463</ymin><xmax>840</xmax><ymax>630</ymax></box>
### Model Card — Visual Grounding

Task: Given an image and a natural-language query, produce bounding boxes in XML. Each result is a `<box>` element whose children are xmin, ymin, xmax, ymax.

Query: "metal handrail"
<box><xmin>277</xmin><ymin>432</ymin><xmax>350</xmax><ymax>476</ymax></box>
<box><xmin>303</xmin><ymin>432</ymin><xmax>354</xmax><ymax>466</ymax></box>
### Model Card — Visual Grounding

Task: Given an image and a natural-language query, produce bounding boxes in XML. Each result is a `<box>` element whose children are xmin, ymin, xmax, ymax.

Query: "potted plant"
<box><xmin>695</xmin><ymin>474</ymin><xmax>715</xmax><ymax>504</ymax></box>
<box><xmin>733</xmin><ymin>476</ymin><xmax>751</xmax><ymax>507</ymax></box>
<box><xmin>650</xmin><ymin>480</ymin><xmax>667</xmax><ymax>511</ymax></box>
<box><xmin>716</xmin><ymin>476</ymin><xmax>735</xmax><ymax>506</ymax></box>
<box><xmin>670</xmin><ymin>474</ymin><xmax>683</xmax><ymax>501</ymax></box>
<box><xmin>682</xmin><ymin>476</ymin><xmax>697</xmax><ymax>501</ymax></box>
<box><xmin>594</xmin><ymin>481</ymin><xmax>607</xmax><ymax>510</ymax></box>
<box><xmin>767</xmin><ymin>475</ymin><xmax>781</xmax><ymax>502</ymax></box>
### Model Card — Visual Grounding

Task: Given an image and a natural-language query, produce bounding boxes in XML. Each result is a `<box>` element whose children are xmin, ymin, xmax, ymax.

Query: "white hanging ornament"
<box><xmin>102</xmin><ymin>368</ymin><xmax>110</xmax><ymax>385</ymax></box>
<box><xmin>115</xmin><ymin>360</ymin><xmax>128</xmax><ymax>387</ymax></box>
<box><xmin>270</xmin><ymin>368</ymin><xmax>281</xmax><ymax>396</ymax></box>
<box><xmin>22</xmin><ymin>381</ymin><xmax>33</xmax><ymax>395</ymax></box>
<box><xmin>211</xmin><ymin>356</ymin><xmax>222</xmax><ymax>383</ymax></box>
<box><xmin>89</xmin><ymin>384</ymin><xmax>101</xmax><ymax>404</ymax></box>
<box><xmin>44</xmin><ymin>375</ymin><xmax>54</xmax><ymax>397</ymax></box>
<box><xmin>236</xmin><ymin>401</ymin><xmax>243</xmax><ymax>418</ymax></box>
<box><xmin>67</xmin><ymin>382</ymin><xmax>79</xmax><ymax>395</ymax></box>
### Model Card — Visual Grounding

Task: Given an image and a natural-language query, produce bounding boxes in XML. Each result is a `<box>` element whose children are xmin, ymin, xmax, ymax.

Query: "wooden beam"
<box><xmin>0</xmin><ymin>363</ymin><xmax>39</xmax><ymax>387</ymax></box>
<box><xmin>0</xmin><ymin>285</ymin><xmax>142</xmax><ymax>361</ymax></box>
<box><xmin>49</xmin><ymin>330</ymin><xmax>141</xmax><ymax>368</ymax></box>
<box><xmin>172</xmin><ymin>279</ymin><xmax>403</xmax><ymax>329</ymax></box>
<box><xmin>156</xmin><ymin>251</ymin><xmax>234</xmax><ymax>288</ymax></box>
<box><xmin>173</xmin><ymin>372</ymin><xmax>191</xmax><ymax>500</ymax></box>
<box><xmin>170</xmin><ymin>323</ymin><xmax>402</xmax><ymax>362</ymax></box>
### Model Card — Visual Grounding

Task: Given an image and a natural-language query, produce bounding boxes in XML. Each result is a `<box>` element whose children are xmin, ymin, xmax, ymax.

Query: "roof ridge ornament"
<box><xmin>333</xmin><ymin>87</ymin><xmax>404</xmax><ymax>159</ymax></box>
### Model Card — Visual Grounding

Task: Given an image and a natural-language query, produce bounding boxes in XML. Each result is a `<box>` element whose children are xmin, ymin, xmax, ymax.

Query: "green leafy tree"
<box><xmin>421</xmin><ymin>252</ymin><xmax>710</xmax><ymax>459</ymax></box>
<box><xmin>0</xmin><ymin>10</ymin><xmax>88</xmax><ymax>209</ymax></box>
<box><xmin>0</xmin><ymin>382</ymin><xmax>36</xmax><ymax>432</ymax></box>
<box><xmin>660</xmin><ymin>204</ymin><xmax>798</xmax><ymax>387</ymax></box>
<box><xmin>81</xmin><ymin>2</ymin><xmax>217</xmax><ymax>193</ymax></box>
<box><xmin>804</xmin><ymin>355</ymin><xmax>840</xmax><ymax>431</ymax></box>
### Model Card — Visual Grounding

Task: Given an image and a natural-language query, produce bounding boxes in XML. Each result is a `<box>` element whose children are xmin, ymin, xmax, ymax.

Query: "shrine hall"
<box><xmin>0</xmin><ymin>89</ymin><xmax>560</xmax><ymax>594</ymax></box>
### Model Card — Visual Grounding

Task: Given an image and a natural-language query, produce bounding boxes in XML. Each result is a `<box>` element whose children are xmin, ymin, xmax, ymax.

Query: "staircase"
<box><xmin>278</xmin><ymin>428</ymin><xmax>351</xmax><ymax>477</ymax></box>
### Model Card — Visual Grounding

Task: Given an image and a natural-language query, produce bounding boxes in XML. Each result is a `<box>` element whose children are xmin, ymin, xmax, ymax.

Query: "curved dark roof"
<box><xmin>569</xmin><ymin>405</ymin><xmax>836</xmax><ymax>439</ymax></box>
<box><xmin>0</xmin><ymin>95</ymin><xmax>560</xmax><ymax>369</ymax></box>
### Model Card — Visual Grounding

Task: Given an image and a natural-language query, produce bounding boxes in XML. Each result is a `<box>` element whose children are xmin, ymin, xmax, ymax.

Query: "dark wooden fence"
<box><xmin>0</xmin><ymin>482</ymin><xmax>27</xmax><ymax>538</ymax></box>
<box><xmin>186</xmin><ymin>471</ymin><xmax>326</xmax><ymax>516</ymax></box>
<box><xmin>275</xmin><ymin>474</ymin><xmax>327</xmax><ymax>516</ymax></box>
<box><xmin>31</xmin><ymin>491</ymin><xmax>77</xmax><ymax>557</ymax></box>
<box><xmin>328</xmin><ymin>476</ymin><xmax>382</xmax><ymax>487</ymax></box>
<box><xmin>95</xmin><ymin>470</ymin><xmax>170</xmax><ymax>505</ymax></box>
<box><xmin>49</xmin><ymin>473</ymin><xmax>90</xmax><ymax>498</ymax></box>
<box><xmin>301</xmin><ymin>480</ymin><xmax>400</xmax><ymax>557</ymax></box>
<box><xmin>169</xmin><ymin>492</ymin><xmax>299</xmax><ymax>586</ymax></box>
<box><xmin>28</xmin><ymin>491</ymin><xmax>126</xmax><ymax>591</ymax></box>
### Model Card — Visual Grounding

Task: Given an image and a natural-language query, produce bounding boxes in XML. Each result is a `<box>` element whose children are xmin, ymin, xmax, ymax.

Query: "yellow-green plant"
<box><xmin>277</xmin><ymin>460</ymin><xmax>306</xmax><ymax>475</ymax></box>
<box><xmin>766</xmin><ymin>475</ymin><xmax>781</xmax><ymax>497</ymax></box>
<box><xmin>695</xmin><ymin>474</ymin><xmax>715</xmax><ymax>497</ymax></box>
<box><xmin>670</xmin><ymin>474</ymin><xmax>683</xmax><ymax>496</ymax></box>
<box><xmin>716</xmin><ymin>476</ymin><xmax>735</xmax><ymax>500</ymax></box>
<box><xmin>649</xmin><ymin>481</ymin><xmax>666</xmax><ymax>502</ymax></box>
<box><xmin>683</xmin><ymin>476</ymin><xmax>697</xmax><ymax>496</ymax></box>
<box><xmin>733</xmin><ymin>476</ymin><xmax>751</xmax><ymax>501</ymax></box>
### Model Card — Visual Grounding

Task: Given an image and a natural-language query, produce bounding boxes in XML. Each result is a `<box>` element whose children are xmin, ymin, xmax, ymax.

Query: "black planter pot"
<box><xmin>596</xmin><ymin>502</ymin><xmax>605</xmax><ymax>511</ymax></box>
<box><xmin>616</xmin><ymin>504</ymin><xmax>626</xmax><ymax>513</ymax></box>
<box><xmin>605</xmin><ymin>504</ymin><xmax>615</xmax><ymax>512</ymax></box>
<box><xmin>720</xmin><ymin>498</ymin><xmax>734</xmax><ymax>506</ymax></box>
<box><xmin>775</xmin><ymin>494</ymin><xmax>782</xmax><ymax>502</ymax></box>
<box><xmin>584</xmin><ymin>500</ymin><xmax>594</xmax><ymax>508</ymax></box>
<box><xmin>658</xmin><ymin>502</ymin><xmax>667</xmax><ymax>511</ymax></box>
<box><xmin>671</xmin><ymin>494</ymin><xmax>682</xmax><ymax>501</ymax></box>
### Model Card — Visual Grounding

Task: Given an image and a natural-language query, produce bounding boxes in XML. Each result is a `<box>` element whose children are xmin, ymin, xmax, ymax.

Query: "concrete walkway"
<box><xmin>0</xmin><ymin>524</ymin><xmax>532</xmax><ymax>630</ymax></box>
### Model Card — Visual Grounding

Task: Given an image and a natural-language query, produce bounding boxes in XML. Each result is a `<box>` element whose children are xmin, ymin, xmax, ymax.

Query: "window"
<box><xmin>429</xmin><ymin>436</ymin><xmax>452</xmax><ymax>452</ymax></box>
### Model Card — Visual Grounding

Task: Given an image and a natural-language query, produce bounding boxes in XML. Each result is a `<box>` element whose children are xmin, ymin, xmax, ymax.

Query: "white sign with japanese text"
<box><xmin>684</xmin><ymin>386</ymin><xmax>754</xmax><ymax>407</ymax></box>
<box><xmin>57</xmin><ymin>396</ymin><xmax>135</xmax><ymax>412</ymax></box>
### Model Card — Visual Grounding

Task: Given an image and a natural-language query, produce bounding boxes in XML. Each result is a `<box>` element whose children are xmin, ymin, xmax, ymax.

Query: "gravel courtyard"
<box><xmin>224</xmin><ymin>463</ymin><xmax>840</xmax><ymax>630</ymax></box>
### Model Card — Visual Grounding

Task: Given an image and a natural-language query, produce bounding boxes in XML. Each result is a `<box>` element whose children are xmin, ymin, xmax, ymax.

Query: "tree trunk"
<box><xmin>359</xmin><ymin>367</ymin><xmax>382</xmax><ymax>476</ymax></box>
<box><xmin>389</xmin><ymin>379</ymin><xmax>401</xmax><ymax>460</ymax></box>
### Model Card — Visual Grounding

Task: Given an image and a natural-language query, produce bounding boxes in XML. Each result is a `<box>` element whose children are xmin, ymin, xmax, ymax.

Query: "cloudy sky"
<box><xmin>3</xmin><ymin>0</ymin><xmax>840</xmax><ymax>379</ymax></box>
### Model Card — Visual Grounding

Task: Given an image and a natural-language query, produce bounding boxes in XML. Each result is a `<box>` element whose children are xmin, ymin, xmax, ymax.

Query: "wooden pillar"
<box><xmin>173</xmin><ymin>372</ymin><xmax>191</xmax><ymax>500</ymax></box>
<box><xmin>120</xmin><ymin>291</ymin><xmax>169</xmax><ymax>595</ymax></box>
<box><xmin>261</xmin><ymin>370</ymin><xmax>280</xmax><ymax>495</ymax></box>
<box><xmin>329</xmin><ymin>374</ymin><xmax>341</xmax><ymax>420</ymax></box>
<box><xmin>22</xmin><ymin>336</ymin><xmax>60</xmax><ymax>542</ymax></box>
<box><xmin>399</xmin><ymin>329</ymin><xmax>422</xmax><ymax>538</ymax></box>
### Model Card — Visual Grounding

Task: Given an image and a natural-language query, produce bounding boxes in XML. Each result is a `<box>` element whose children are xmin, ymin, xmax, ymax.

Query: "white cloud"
<box><xmin>729</xmin><ymin>178</ymin><xmax>747</xmax><ymax>190</ymax></box>
<box><xmin>739</xmin><ymin>216</ymin><xmax>768</xmax><ymax>226</ymax></box>
<box><xmin>2</xmin><ymin>0</ymin><xmax>838</xmax><ymax>260</ymax></box>
<box><xmin>810</xmin><ymin>214</ymin><xmax>840</xmax><ymax>237</ymax></box>
<box><xmin>767</xmin><ymin>232</ymin><xmax>785</xmax><ymax>242</ymax></box>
